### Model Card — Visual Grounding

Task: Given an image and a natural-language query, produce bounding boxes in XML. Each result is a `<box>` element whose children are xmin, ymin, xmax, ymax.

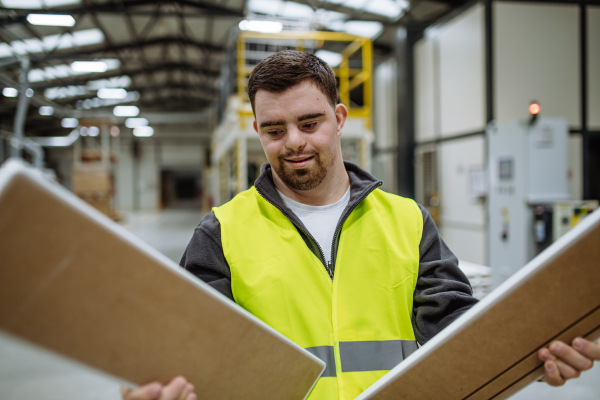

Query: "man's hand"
<box><xmin>538</xmin><ymin>337</ymin><xmax>600</xmax><ymax>386</ymax></box>
<box><xmin>121</xmin><ymin>376</ymin><xmax>197</xmax><ymax>400</ymax></box>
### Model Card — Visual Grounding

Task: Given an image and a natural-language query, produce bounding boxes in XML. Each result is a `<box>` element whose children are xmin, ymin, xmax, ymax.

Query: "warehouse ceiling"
<box><xmin>0</xmin><ymin>0</ymin><xmax>466</xmax><ymax>135</ymax></box>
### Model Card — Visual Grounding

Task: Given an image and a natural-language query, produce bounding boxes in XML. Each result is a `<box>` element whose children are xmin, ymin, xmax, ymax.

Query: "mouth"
<box><xmin>284</xmin><ymin>155</ymin><xmax>315</xmax><ymax>168</ymax></box>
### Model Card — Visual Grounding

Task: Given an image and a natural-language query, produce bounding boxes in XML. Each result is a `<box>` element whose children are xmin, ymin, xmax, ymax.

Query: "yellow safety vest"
<box><xmin>213</xmin><ymin>186</ymin><xmax>423</xmax><ymax>400</ymax></box>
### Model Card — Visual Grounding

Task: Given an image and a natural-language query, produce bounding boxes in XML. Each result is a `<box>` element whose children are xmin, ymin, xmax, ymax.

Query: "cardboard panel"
<box><xmin>0</xmin><ymin>160</ymin><xmax>324</xmax><ymax>400</ymax></box>
<box><xmin>356</xmin><ymin>206</ymin><xmax>600</xmax><ymax>400</ymax></box>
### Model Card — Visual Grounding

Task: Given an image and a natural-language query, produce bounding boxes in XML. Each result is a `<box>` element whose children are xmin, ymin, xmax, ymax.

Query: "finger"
<box><xmin>186</xmin><ymin>394</ymin><xmax>197</xmax><ymax>400</ymax></box>
<box><xmin>555</xmin><ymin>359</ymin><xmax>581</xmax><ymax>380</ymax></box>
<box><xmin>549</xmin><ymin>341</ymin><xmax>594</xmax><ymax>372</ymax></box>
<box><xmin>123</xmin><ymin>382</ymin><xmax>162</xmax><ymax>400</ymax></box>
<box><xmin>543</xmin><ymin>360</ymin><xmax>565</xmax><ymax>387</ymax></box>
<box><xmin>160</xmin><ymin>376</ymin><xmax>188</xmax><ymax>400</ymax></box>
<box><xmin>121</xmin><ymin>386</ymin><xmax>132</xmax><ymax>399</ymax></box>
<box><xmin>177</xmin><ymin>383</ymin><xmax>195</xmax><ymax>400</ymax></box>
<box><xmin>573</xmin><ymin>337</ymin><xmax>600</xmax><ymax>361</ymax></box>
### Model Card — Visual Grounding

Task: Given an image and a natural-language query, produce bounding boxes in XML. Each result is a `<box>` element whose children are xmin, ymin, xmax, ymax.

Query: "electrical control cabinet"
<box><xmin>487</xmin><ymin>118</ymin><xmax>569</xmax><ymax>287</ymax></box>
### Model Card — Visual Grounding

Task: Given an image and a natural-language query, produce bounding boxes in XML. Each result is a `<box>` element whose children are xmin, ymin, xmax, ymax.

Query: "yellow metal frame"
<box><xmin>237</xmin><ymin>30</ymin><xmax>373</xmax><ymax>128</ymax></box>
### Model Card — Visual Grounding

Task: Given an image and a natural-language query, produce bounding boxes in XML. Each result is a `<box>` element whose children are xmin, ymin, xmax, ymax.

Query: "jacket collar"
<box><xmin>254</xmin><ymin>160</ymin><xmax>382</xmax><ymax>214</ymax></box>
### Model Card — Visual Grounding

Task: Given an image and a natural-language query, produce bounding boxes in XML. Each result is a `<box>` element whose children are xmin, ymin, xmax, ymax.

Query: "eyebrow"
<box><xmin>259</xmin><ymin>112</ymin><xmax>326</xmax><ymax>129</ymax></box>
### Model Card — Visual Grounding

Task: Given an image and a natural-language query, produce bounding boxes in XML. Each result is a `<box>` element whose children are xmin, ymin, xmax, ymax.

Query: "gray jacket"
<box><xmin>180</xmin><ymin>161</ymin><xmax>478</xmax><ymax>344</ymax></box>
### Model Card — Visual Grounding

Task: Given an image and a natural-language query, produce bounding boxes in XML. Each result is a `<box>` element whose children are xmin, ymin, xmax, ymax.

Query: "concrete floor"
<box><xmin>0</xmin><ymin>209</ymin><xmax>598</xmax><ymax>399</ymax></box>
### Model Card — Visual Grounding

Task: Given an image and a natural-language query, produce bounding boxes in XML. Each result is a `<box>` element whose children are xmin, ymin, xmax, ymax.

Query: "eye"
<box><xmin>266</xmin><ymin>130</ymin><xmax>284</xmax><ymax>139</ymax></box>
<box><xmin>303</xmin><ymin>122</ymin><xmax>318</xmax><ymax>130</ymax></box>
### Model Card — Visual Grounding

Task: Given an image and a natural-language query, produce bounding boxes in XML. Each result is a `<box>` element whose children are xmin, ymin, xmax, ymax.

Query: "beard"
<box><xmin>273</xmin><ymin>151</ymin><xmax>330</xmax><ymax>190</ymax></box>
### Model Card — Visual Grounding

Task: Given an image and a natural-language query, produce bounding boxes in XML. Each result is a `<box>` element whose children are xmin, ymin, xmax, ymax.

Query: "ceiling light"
<box><xmin>2</xmin><ymin>87</ymin><xmax>18</xmax><ymax>97</ymax></box>
<box><xmin>113</xmin><ymin>105</ymin><xmax>139</xmax><ymax>117</ymax></box>
<box><xmin>97</xmin><ymin>88</ymin><xmax>127</xmax><ymax>99</ymax></box>
<box><xmin>26</xmin><ymin>88</ymin><xmax>34</xmax><ymax>97</ymax></box>
<box><xmin>125</xmin><ymin>118</ymin><xmax>149</xmax><ymax>128</ymax></box>
<box><xmin>238</xmin><ymin>20</ymin><xmax>283</xmax><ymax>34</ymax></box>
<box><xmin>315</xmin><ymin>50</ymin><xmax>343</xmax><ymax>67</ymax></box>
<box><xmin>88</xmin><ymin>126</ymin><xmax>100</xmax><ymax>137</ymax></box>
<box><xmin>39</xmin><ymin>106</ymin><xmax>54</xmax><ymax>116</ymax></box>
<box><xmin>133</xmin><ymin>126</ymin><xmax>154</xmax><ymax>137</ymax></box>
<box><xmin>79</xmin><ymin>126</ymin><xmax>88</xmax><ymax>136</ymax></box>
<box><xmin>71</xmin><ymin>61</ymin><xmax>108</xmax><ymax>73</ymax></box>
<box><xmin>61</xmin><ymin>118</ymin><xmax>79</xmax><ymax>128</ymax></box>
<box><xmin>26</xmin><ymin>14</ymin><xmax>76</xmax><ymax>27</ymax></box>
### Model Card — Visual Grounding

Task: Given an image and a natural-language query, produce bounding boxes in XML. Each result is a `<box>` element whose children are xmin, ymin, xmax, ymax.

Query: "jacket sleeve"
<box><xmin>179</xmin><ymin>211</ymin><xmax>234</xmax><ymax>301</ymax></box>
<box><xmin>412</xmin><ymin>204</ymin><xmax>479</xmax><ymax>344</ymax></box>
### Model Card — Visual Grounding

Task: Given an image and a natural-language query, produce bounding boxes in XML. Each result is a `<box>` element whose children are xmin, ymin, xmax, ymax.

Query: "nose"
<box><xmin>285</xmin><ymin>125</ymin><xmax>306</xmax><ymax>152</ymax></box>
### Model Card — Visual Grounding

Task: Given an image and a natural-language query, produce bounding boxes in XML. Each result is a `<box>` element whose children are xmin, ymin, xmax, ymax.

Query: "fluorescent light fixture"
<box><xmin>26</xmin><ymin>14</ymin><xmax>76</xmax><ymax>27</ymax></box>
<box><xmin>26</xmin><ymin>88</ymin><xmax>34</xmax><ymax>97</ymax></box>
<box><xmin>97</xmin><ymin>88</ymin><xmax>127</xmax><ymax>99</ymax></box>
<box><xmin>88</xmin><ymin>126</ymin><xmax>100</xmax><ymax>137</ymax></box>
<box><xmin>39</xmin><ymin>106</ymin><xmax>54</xmax><ymax>116</ymax></box>
<box><xmin>315</xmin><ymin>50</ymin><xmax>343</xmax><ymax>67</ymax></box>
<box><xmin>71</xmin><ymin>61</ymin><xmax>108</xmax><ymax>73</ymax></box>
<box><xmin>113</xmin><ymin>105</ymin><xmax>139</xmax><ymax>117</ymax></box>
<box><xmin>125</xmin><ymin>118</ymin><xmax>149</xmax><ymax>128</ymax></box>
<box><xmin>239</xmin><ymin>20</ymin><xmax>283</xmax><ymax>34</ymax></box>
<box><xmin>2</xmin><ymin>87</ymin><xmax>18</xmax><ymax>97</ymax></box>
<box><xmin>61</xmin><ymin>118</ymin><xmax>79</xmax><ymax>128</ymax></box>
<box><xmin>133</xmin><ymin>126</ymin><xmax>154</xmax><ymax>137</ymax></box>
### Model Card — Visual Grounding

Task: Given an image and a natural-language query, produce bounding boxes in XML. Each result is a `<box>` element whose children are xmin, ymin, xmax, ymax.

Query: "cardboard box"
<box><xmin>357</xmin><ymin>208</ymin><xmax>600</xmax><ymax>400</ymax></box>
<box><xmin>71</xmin><ymin>162</ymin><xmax>112</xmax><ymax>195</ymax></box>
<box><xmin>0</xmin><ymin>160</ymin><xmax>324</xmax><ymax>400</ymax></box>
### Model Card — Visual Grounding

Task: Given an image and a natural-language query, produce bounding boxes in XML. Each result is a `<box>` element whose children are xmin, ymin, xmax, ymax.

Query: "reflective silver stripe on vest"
<box><xmin>304</xmin><ymin>346</ymin><xmax>337</xmax><ymax>377</ymax></box>
<box><xmin>306</xmin><ymin>340</ymin><xmax>418</xmax><ymax>376</ymax></box>
<box><xmin>339</xmin><ymin>340</ymin><xmax>418</xmax><ymax>372</ymax></box>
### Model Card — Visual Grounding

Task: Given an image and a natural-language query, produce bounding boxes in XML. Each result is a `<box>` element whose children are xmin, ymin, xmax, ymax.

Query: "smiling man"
<box><xmin>122</xmin><ymin>50</ymin><xmax>600</xmax><ymax>400</ymax></box>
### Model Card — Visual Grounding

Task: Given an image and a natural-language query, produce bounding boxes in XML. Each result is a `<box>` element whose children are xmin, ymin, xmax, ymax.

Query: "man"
<box><xmin>122</xmin><ymin>51</ymin><xmax>600</xmax><ymax>400</ymax></box>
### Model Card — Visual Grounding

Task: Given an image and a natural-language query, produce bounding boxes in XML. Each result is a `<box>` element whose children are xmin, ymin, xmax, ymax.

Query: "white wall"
<box><xmin>494</xmin><ymin>2</ymin><xmax>580</xmax><ymax>127</ymax></box>
<box><xmin>373</xmin><ymin>58</ymin><xmax>398</xmax><ymax>193</ymax></box>
<box><xmin>415</xmin><ymin>37</ymin><xmax>436</xmax><ymax>143</ymax></box>
<box><xmin>589</xmin><ymin>7</ymin><xmax>600</xmax><ymax>130</ymax></box>
<box><xmin>161</xmin><ymin>143</ymin><xmax>204</xmax><ymax>168</ymax></box>
<box><xmin>438</xmin><ymin>3</ymin><xmax>486</xmax><ymax>137</ymax></box>
<box><xmin>438</xmin><ymin>135</ymin><xmax>487</xmax><ymax>265</ymax></box>
<box><xmin>114</xmin><ymin>138</ymin><xmax>159</xmax><ymax>212</ymax></box>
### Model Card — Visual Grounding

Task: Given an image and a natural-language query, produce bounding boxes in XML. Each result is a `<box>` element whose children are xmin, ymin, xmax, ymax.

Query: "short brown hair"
<box><xmin>247</xmin><ymin>50</ymin><xmax>338</xmax><ymax>114</ymax></box>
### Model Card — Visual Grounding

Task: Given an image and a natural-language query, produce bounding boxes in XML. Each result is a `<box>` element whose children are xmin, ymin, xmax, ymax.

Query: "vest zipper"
<box><xmin>255</xmin><ymin>190</ymin><xmax>333</xmax><ymax>279</ymax></box>
<box><xmin>256</xmin><ymin>181</ymin><xmax>382</xmax><ymax>281</ymax></box>
<box><xmin>329</xmin><ymin>182</ymin><xmax>382</xmax><ymax>272</ymax></box>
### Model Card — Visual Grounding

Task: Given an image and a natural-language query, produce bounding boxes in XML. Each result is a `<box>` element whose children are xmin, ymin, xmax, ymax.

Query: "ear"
<box><xmin>335</xmin><ymin>103</ymin><xmax>348</xmax><ymax>138</ymax></box>
<box><xmin>253</xmin><ymin>119</ymin><xmax>258</xmax><ymax>134</ymax></box>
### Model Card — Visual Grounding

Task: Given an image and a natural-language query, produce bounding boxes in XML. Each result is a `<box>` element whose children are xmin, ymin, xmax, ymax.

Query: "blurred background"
<box><xmin>0</xmin><ymin>0</ymin><xmax>599</xmax><ymax>398</ymax></box>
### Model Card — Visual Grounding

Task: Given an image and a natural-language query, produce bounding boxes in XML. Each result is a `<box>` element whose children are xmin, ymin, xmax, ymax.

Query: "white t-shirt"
<box><xmin>277</xmin><ymin>188</ymin><xmax>351</xmax><ymax>265</ymax></box>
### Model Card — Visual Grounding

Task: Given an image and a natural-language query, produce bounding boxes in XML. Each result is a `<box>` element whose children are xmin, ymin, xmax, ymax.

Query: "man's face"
<box><xmin>253</xmin><ymin>80</ymin><xmax>347</xmax><ymax>191</ymax></box>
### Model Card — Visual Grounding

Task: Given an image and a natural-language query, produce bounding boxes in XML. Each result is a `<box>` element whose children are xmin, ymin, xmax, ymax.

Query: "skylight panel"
<box><xmin>364</xmin><ymin>0</ymin><xmax>408</xmax><ymax>18</ymax></box>
<box><xmin>247</xmin><ymin>0</ymin><xmax>283</xmax><ymax>16</ymax></box>
<box><xmin>28</xmin><ymin>59</ymin><xmax>119</xmax><ymax>83</ymax></box>
<box><xmin>0</xmin><ymin>0</ymin><xmax>80</xmax><ymax>8</ymax></box>
<box><xmin>329</xmin><ymin>20</ymin><xmax>383</xmax><ymax>39</ymax></box>
<box><xmin>0</xmin><ymin>29</ymin><xmax>104</xmax><ymax>60</ymax></box>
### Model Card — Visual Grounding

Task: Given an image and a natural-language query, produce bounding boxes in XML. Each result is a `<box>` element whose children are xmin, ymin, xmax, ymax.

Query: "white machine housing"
<box><xmin>487</xmin><ymin>117</ymin><xmax>569</xmax><ymax>287</ymax></box>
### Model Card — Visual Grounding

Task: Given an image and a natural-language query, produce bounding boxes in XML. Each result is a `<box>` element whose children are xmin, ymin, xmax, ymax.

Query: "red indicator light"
<box><xmin>529</xmin><ymin>103</ymin><xmax>540</xmax><ymax>115</ymax></box>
